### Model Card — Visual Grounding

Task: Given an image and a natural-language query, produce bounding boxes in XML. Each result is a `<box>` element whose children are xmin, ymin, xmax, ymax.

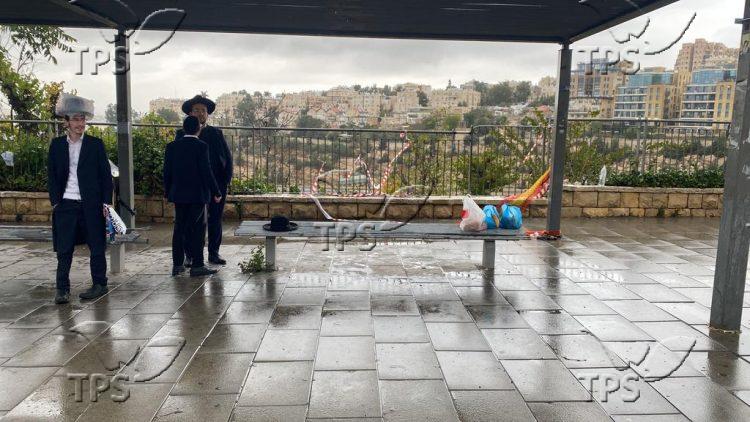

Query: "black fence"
<box><xmin>0</xmin><ymin>118</ymin><xmax>730</xmax><ymax>196</ymax></box>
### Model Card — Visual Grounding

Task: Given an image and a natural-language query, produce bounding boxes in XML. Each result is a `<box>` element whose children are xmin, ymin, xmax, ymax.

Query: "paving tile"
<box><xmin>328</xmin><ymin>275</ymin><xmax>371</xmax><ymax>291</ymax></box>
<box><xmin>198</xmin><ymin>279</ymin><xmax>247</xmax><ymax>296</ymax></box>
<box><xmin>519</xmin><ymin>310</ymin><xmax>587</xmax><ymax>335</ymax></box>
<box><xmin>542</xmin><ymin>334</ymin><xmax>626</xmax><ymax>368</ymax></box>
<box><xmin>625</xmin><ymin>284</ymin><xmax>692</xmax><ymax>303</ymax></box>
<box><xmin>482</xmin><ymin>328</ymin><xmax>556</xmax><ymax>359</ymax></box>
<box><xmin>610</xmin><ymin>415</ymin><xmax>689</xmax><ymax>422</ymax></box>
<box><xmin>0</xmin><ymin>366</ymin><xmax>59</xmax><ymax>411</ymax></box>
<box><xmin>572</xmin><ymin>367</ymin><xmax>678</xmax><ymax>415</ymax></box>
<box><xmin>559</xmin><ymin>268</ymin><xmax>611</xmax><ymax>283</ymax></box>
<box><xmin>127</xmin><ymin>294</ymin><xmax>188</xmax><ymax>314</ymax></box>
<box><xmin>418</xmin><ymin>301</ymin><xmax>473</xmax><ymax>322</ymax></box>
<box><xmin>503</xmin><ymin>291</ymin><xmax>561</xmax><ymax>311</ymax></box>
<box><xmin>530</xmin><ymin>278</ymin><xmax>588</xmax><ymax>295</ymax></box>
<box><xmin>88</xmin><ymin>289</ymin><xmax>153</xmax><ymax>310</ymax></box>
<box><xmin>371</xmin><ymin>297</ymin><xmax>419</xmax><ymax>316</ymax></box>
<box><xmin>379</xmin><ymin>380</ymin><xmax>459</xmax><ymax>422</ymax></box>
<box><xmin>491</xmin><ymin>275</ymin><xmax>539</xmax><ymax>291</ymax></box>
<box><xmin>604</xmin><ymin>300</ymin><xmax>678</xmax><ymax>322</ymax></box>
<box><xmin>220</xmin><ymin>301</ymin><xmax>276</xmax><ymax>324</ymax></box>
<box><xmin>238</xmin><ymin>361</ymin><xmax>313</xmax><ymax>406</ymax></box>
<box><xmin>0</xmin><ymin>327</ymin><xmax>50</xmax><ymax>357</ymax></box>
<box><xmin>436</xmin><ymin>351</ymin><xmax>514</xmax><ymax>390</ymax></box>
<box><xmin>369</xmin><ymin>278</ymin><xmax>412</xmax><ymax>296</ymax></box>
<box><xmin>4</xmin><ymin>333</ymin><xmax>91</xmax><ymax>367</ymax></box>
<box><xmin>269</xmin><ymin>305</ymin><xmax>322</xmax><ymax>329</ymax></box>
<box><xmin>453</xmin><ymin>286</ymin><xmax>509</xmax><ymax>305</ymax></box>
<box><xmin>635</xmin><ymin>321</ymin><xmax>726</xmax><ymax>351</ymax></box>
<box><xmin>9</xmin><ymin>304</ymin><xmax>81</xmax><ymax>329</ymax></box>
<box><xmin>604</xmin><ymin>270</ymin><xmax>664</xmax><ymax>284</ymax></box>
<box><xmin>579</xmin><ymin>282</ymin><xmax>642</xmax><ymax>301</ymax></box>
<box><xmin>501</xmin><ymin>359</ymin><xmax>591</xmax><ymax>402</ymax></box>
<box><xmin>324</xmin><ymin>291</ymin><xmax>370</xmax><ymax>310</ymax></box>
<box><xmin>465</xmin><ymin>305</ymin><xmax>529</xmax><ymax>328</ymax></box>
<box><xmin>528</xmin><ymin>402</ymin><xmax>612</xmax><ymax>422</ymax></box>
<box><xmin>652</xmin><ymin>377</ymin><xmax>750</xmax><ymax>422</ymax></box>
<box><xmin>0</xmin><ymin>300</ymin><xmax>45</xmax><ymax>322</ymax></box>
<box><xmin>153</xmin><ymin>318</ymin><xmax>216</xmax><ymax>348</ymax></box>
<box><xmin>100</xmin><ymin>313</ymin><xmax>172</xmax><ymax>339</ymax></box>
<box><xmin>693</xmin><ymin>324</ymin><xmax>750</xmax><ymax>355</ymax></box>
<box><xmin>154</xmin><ymin>394</ymin><xmax>237</xmax><ymax>422</ymax></box>
<box><xmin>315</xmin><ymin>336</ymin><xmax>376</xmax><ymax>370</ymax></box>
<box><xmin>373</xmin><ymin>316</ymin><xmax>429</xmax><ymax>342</ymax></box>
<box><xmin>308</xmin><ymin>370</ymin><xmax>381</xmax><ymax>418</ymax></box>
<box><xmin>576</xmin><ymin>315</ymin><xmax>654</xmax><ymax>342</ymax></box>
<box><xmin>550</xmin><ymin>295</ymin><xmax>616</xmax><ymax>316</ymax></box>
<box><xmin>603</xmin><ymin>341</ymin><xmax>704</xmax><ymax>379</ymax></box>
<box><xmin>321</xmin><ymin>310</ymin><xmax>373</xmax><ymax>336</ymax></box>
<box><xmin>173</xmin><ymin>296</ymin><xmax>233</xmax><ymax>321</ymax></box>
<box><xmin>451</xmin><ymin>390</ymin><xmax>535</xmax><ymax>422</ymax></box>
<box><xmin>200</xmin><ymin>323</ymin><xmax>265</xmax><ymax>353</ymax></box>
<box><xmin>171</xmin><ymin>352</ymin><xmax>254</xmax><ymax>395</ymax></box>
<box><xmin>233</xmin><ymin>281</ymin><xmax>285</xmax><ymax>301</ymax></box>
<box><xmin>376</xmin><ymin>343</ymin><xmax>442</xmax><ymax>379</ymax></box>
<box><xmin>231</xmin><ymin>405</ymin><xmax>307</xmax><ymax>422</ymax></box>
<box><xmin>655</xmin><ymin>302</ymin><xmax>710</xmax><ymax>325</ymax></box>
<box><xmin>1</xmin><ymin>375</ymin><xmax>91</xmax><ymax>421</ymax></box>
<box><xmin>278</xmin><ymin>287</ymin><xmax>326</xmax><ymax>305</ymax></box>
<box><xmin>55</xmin><ymin>338</ymin><xmax>144</xmax><ymax>377</ymax></box>
<box><xmin>644</xmin><ymin>273</ymin><xmax>707</xmax><ymax>288</ymax></box>
<box><xmin>75</xmin><ymin>383</ymin><xmax>173</xmax><ymax>422</ymax></box>
<box><xmin>683</xmin><ymin>351</ymin><xmax>750</xmax><ymax>389</ymax></box>
<box><xmin>255</xmin><ymin>329</ymin><xmax>319</xmax><ymax>361</ymax></box>
<box><xmin>426</xmin><ymin>323</ymin><xmax>490</xmax><ymax>351</ymax></box>
<box><xmin>411</xmin><ymin>283</ymin><xmax>460</xmax><ymax>301</ymax></box>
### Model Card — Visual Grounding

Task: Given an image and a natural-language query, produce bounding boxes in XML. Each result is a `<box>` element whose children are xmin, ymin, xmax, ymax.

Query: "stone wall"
<box><xmin>0</xmin><ymin>185</ymin><xmax>723</xmax><ymax>223</ymax></box>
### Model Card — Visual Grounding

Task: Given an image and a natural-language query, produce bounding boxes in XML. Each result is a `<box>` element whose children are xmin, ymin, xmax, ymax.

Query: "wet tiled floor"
<box><xmin>0</xmin><ymin>218</ymin><xmax>749</xmax><ymax>421</ymax></box>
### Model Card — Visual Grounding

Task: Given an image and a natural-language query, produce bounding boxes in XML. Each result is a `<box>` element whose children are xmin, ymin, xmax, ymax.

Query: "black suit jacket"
<box><xmin>174</xmin><ymin>125</ymin><xmax>233</xmax><ymax>190</ymax></box>
<box><xmin>163</xmin><ymin>135</ymin><xmax>221</xmax><ymax>204</ymax></box>
<box><xmin>47</xmin><ymin>134</ymin><xmax>113</xmax><ymax>207</ymax></box>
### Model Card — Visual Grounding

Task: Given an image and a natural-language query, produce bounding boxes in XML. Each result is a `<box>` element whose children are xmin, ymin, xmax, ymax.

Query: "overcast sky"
<box><xmin>30</xmin><ymin>0</ymin><xmax>744</xmax><ymax>115</ymax></box>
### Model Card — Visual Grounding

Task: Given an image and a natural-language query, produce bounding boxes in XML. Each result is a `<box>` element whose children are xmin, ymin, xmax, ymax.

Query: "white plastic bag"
<box><xmin>105</xmin><ymin>205</ymin><xmax>127</xmax><ymax>239</ymax></box>
<box><xmin>459</xmin><ymin>196</ymin><xmax>487</xmax><ymax>232</ymax></box>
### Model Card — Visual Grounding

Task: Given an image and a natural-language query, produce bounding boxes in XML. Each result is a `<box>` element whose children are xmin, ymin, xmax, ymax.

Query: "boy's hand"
<box><xmin>214</xmin><ymin>196</ymin><xmax>222</xmax><ymax>203</ymax></box>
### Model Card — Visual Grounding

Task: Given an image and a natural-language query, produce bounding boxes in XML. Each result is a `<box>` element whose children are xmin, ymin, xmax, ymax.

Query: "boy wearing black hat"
<box><xmin>175</xmin><ymin>95</ymin><xmax>233</xmax><ymax>266</ymax></box>
<box><xmin>164</xmin><ymin>116</ymin><xmax>222</xmax><ymax>276</ymax></box>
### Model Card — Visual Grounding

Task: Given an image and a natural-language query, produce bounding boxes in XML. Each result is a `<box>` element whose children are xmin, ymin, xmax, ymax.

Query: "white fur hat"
<box><xmin>55</xmin><ymin>93</ymin><xmax>94</xmax><ymax>118</ymax></box>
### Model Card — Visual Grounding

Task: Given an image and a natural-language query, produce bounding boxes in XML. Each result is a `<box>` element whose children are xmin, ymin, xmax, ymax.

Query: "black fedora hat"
<box><xmin>182</xmin><ymin>95</ymin><xmax>216</xmax><ymax>115</ymax></box>
<box><xmin>263</xmin><ymin>215</ymin><xmax>298</xmax><ymax>232</ymax></box>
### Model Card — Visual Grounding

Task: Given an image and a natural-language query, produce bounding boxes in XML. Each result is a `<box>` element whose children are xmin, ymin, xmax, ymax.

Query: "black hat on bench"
<box><xmin>263</xmin><ymin>215</ymin><xmax>298</xmax><ymax>232</ymax></box>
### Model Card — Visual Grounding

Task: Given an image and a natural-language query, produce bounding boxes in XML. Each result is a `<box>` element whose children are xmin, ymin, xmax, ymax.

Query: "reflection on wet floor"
<box><xmin>0</xmin><ymin>218</ymin><xmax>749</xmax><ymax>421</ymax></box>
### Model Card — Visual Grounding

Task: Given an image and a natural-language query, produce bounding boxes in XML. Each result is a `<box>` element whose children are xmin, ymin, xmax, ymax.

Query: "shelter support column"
<box><xmin>545</xmin><ymin>43</ymin><xmax>572</xmax><ymax>235</ymax></box>
<box><xmin>111</xmin><ymin>29</ymin><xmax>133</xmax><ymax>273</ymax></box>
<box><xmin>710</xmin><ymin>2</ymin><xmax>750</xmax><ymax>331</ymax></box>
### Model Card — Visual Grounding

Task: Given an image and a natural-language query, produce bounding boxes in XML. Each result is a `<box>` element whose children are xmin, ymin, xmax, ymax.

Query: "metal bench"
<box><xmin>235</xmin><ymin>220</ymin><xmax>527</xmax><ymax>270</ymax></box>
<box><xmin>0</xmin><ymin>225</ymin><xmax>147</xmax><ymax>273</ymax></box>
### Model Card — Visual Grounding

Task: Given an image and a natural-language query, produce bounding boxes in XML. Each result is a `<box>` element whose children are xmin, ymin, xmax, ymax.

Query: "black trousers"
<box><xmin>207</xmin><ymin>187</ymin><xmax>227</xmax><ymax>258</ymax></box>
<box><xmin>53</xmin><ymin>199</ymin><xmax>107</xmax><ymax>291</ymax></box>
<box><xmin>173</xmin><ymin>203</ymin><xmax>207</xmax><ymax>268</ymax></box>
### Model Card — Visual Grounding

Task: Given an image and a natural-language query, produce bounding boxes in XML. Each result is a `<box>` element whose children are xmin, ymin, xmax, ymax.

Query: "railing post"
<box><xmin>467</xmin><ymin>128</ymin><xmax>473</xmax><ymax>194</ymax></box>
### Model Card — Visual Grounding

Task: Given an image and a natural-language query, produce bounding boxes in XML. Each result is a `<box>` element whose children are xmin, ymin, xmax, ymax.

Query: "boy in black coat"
<box><xmin>164</xmin><ymin>116</ymin><xmax>222</xmax><ymax>276</ymax></box>
<box><xmin>48</xmin><ymin>94</ymin><xmax>113</xmax><ymax>304</ymax></box>
<box><xmin>175</xmin><ymin>95</ymin><xmax>233</xmax><ymax>265</ymax></box>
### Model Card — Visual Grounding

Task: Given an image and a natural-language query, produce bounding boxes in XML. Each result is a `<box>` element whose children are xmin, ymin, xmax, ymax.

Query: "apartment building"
<box><xmin>613</xmin><ymin>68</ymin><xmax>676</xmax><ymax>119</ymax></box>
<box><xmin>680</xmin><ymin>67</ymin><xmax>737</xmax><ymax>125</ymax></box>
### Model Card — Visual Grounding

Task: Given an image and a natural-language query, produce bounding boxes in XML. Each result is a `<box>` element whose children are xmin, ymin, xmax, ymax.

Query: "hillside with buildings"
<box><xmin>147</xmin><ymin>38</ymin><xmax>737</xmax><ymax>130</ymax></box>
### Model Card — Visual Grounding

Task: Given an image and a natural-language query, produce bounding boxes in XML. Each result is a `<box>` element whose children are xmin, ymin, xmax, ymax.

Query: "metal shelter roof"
<box><xmin>2</xmin><ymin>0</ymin><xmax>677</xmax><ymax>43</ymax></box>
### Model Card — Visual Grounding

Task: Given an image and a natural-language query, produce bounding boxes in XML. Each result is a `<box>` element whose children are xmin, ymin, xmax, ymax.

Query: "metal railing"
<box><xmin>0</xmin><ymin>118</ymin><xmax>731</xmax><ymax>196</ymax></box>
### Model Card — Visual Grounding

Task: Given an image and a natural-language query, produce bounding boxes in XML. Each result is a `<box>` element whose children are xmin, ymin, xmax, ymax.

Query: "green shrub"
<box><xmin>230</xmin><ymin>176</ymin><xmax>274</xmax><ymax>194</ymax></box>
<box><xmin>607</xmin><ymin>167</ymin><xmax>724</xmax><ymax>188</ymax></box>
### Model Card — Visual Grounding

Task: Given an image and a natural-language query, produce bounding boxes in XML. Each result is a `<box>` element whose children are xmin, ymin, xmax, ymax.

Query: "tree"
<box><xmin>156</xmin><ymin>108</ymin><xmax>180</xmax><ymax>123</ymax></box>
<box><xmin>512</xmin><ymin>81</ymin><xmax>532</xmax><ymax>104</ymax></box>
<box><xmin>236</xmin><ymin>93</ymin><xmax>279</xmax><ymax>127</ymax></box>
<box><xmin>482</xmin><ymin>82</ymin><xmax>513</xmax><ymax>106</ymax></box>
<box><xmin>104</xmin><ymin>103</ymin><xmax>143</xmax><ymax>123</ymax></box>
<box><xmin>417</xmin><ymin>90</ymin><xmax>429</xmax><ymax>107</ymax></box>
<box><xmin>0</xmin><ymin>26</ymin><xmax>74</xmax><ymax>123</ymax></box>
<box><xmin>528</xmin><ymin>95</ymin><xmax>555</xmax><ymax>107</ymax></box>
<box><xmin>464</xmin><ymin>108</ymin><xmax>497</xmax><ymax>127</ymax></box>
<box><xmin>296</xmin><ymin>108</ymin><xmax>325</xmax><ymax>128</ymax></box>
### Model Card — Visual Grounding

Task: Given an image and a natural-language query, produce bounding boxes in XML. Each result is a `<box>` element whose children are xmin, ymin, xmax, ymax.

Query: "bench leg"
<box><xmin>482</xmin><ymin>240</ymin><xmax>495</xmax><ymax>269</ymax></box>
<box><xmin>110</xmin><ymin>243</ymin><xmax>125</xmax><ymax>274</ymax></box>
<box><xmin>265</xmin><ymin>236</ymin><xmax>277</xmax><ymax>271</ymax></box>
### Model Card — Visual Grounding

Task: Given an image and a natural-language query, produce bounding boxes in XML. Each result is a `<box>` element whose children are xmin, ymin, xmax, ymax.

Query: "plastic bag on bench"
<box><xmin>459</xmin><ymin>196</ymin><xmax>487</xmax><ymax>232</ymax></box>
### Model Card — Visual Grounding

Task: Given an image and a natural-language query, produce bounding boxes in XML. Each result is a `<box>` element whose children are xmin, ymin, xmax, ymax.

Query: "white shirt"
<box><xmin>62</xmin><ymin>134</ymin><xmax>83</xmax><ymax>200</ymax></box>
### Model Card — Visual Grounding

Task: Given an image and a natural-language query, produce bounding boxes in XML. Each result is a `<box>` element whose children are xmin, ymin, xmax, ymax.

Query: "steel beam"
<box><xmin>546</xmin><ymin>43</ymin><xmax>572</xmax><ymax>234</ymax></box>
<box><xmin>115</xmin><ymin>30</ymin><xmax>134</xmax><ymax>228</ymax></box>
<box><xmin>710</xmin><ymin>1</ymin><xmax>750</xmax><ymax>331</ymax></box>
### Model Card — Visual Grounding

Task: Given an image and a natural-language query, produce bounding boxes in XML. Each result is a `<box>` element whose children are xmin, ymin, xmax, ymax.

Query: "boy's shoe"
<box><xmin>172</xmin><ymin>265</ymin><xmax>186</xmax><ymax>276</ymax></box>
<box><xmin>54</xmin><ymin>289</ymin><xmax>70</xmax><ymax>305</ymax></box>
<box><xmin>79</xmin><ymin>284</ymin><xmax>108</xmax><ymax>300</ymax></box>
<box><xmin>190</xmin><ymin>266</ymin><xmax>218</xmax><ymax>277</ymax></box>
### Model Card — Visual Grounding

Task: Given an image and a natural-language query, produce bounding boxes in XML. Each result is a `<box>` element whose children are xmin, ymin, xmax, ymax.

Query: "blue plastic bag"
<box><xmin>483</xmin><ymin>205</ymin><xmax>501</xmax><ymax>229</ymax></box>
<box><xmin>499</xmin><ymin>204</ymin><xmax>523</xmax><ymax>230</ymax></box>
